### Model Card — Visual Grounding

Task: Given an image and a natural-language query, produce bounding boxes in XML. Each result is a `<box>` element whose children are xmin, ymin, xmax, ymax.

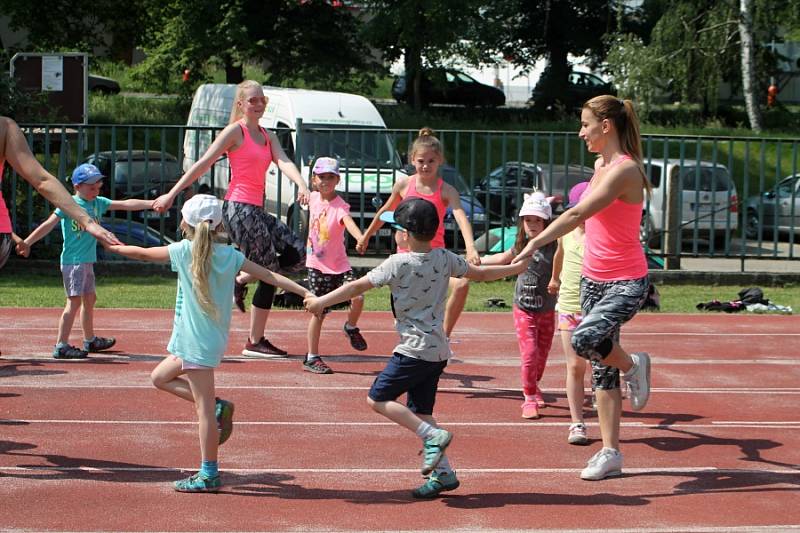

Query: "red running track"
<box><xmin>1</xmin><ymin>308</ymin><xmax>799</xmax><ymax>532</ymax></box>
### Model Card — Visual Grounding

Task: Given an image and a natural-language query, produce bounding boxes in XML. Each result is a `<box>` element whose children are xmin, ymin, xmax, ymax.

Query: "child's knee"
<box><xmin>150</xmin><ymin>369</ymin><xmax>167</xmax><ymax>389</ymax></box>
<box><xmin>63</xmin><ymin>296</ymin><xmax>81</xmax><ymax>313</ymax></box>
<box><xmin>83</xmin><ymin>292</ymin><xmax>97</xmax><ymax>306</ymax></box>
<box><xmin>352</xmin><ymin>294</ymin><xmax>364</xmax><ymax>304</ymax></box>
<box><xmin>366</xmin><ymin>396</ymin><xmax>381</xmax><ymax>412</ymax></box>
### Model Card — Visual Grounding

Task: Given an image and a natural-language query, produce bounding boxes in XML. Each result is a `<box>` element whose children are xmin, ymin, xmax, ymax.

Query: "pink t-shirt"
<box><xmin>583</xmin><ymin>156</ymin><xmax>647</xmax><ymax>281</ymax></box>
<box><xmin>397</xmin><ymin>176</ymin><xmax>447</xmax><ymax>252</ymax></box>
<box><xmin>305</xmin><ymin>191</ymin><xmax>352</xmax><ymax>274</ymax></box>
<box><xmin>0</xmin><ymin>161</ymin><xmax>12</xmax><ymax>233</ymax></box>
<box><xmin>224</xmin><ymin>121</ymin><xmax>273</xmax><ymax>206</ymax></box>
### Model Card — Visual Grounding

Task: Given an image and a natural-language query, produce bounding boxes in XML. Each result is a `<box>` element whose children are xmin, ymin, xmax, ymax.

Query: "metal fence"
<box><xmin>4</xmin><ymin>123</ymin><xmax>799</xmax><ymax>269</ymax></box>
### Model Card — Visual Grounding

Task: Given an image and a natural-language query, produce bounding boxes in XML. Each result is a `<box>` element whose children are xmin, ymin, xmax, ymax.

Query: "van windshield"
<box><xmin>300</xmin><ymin>126</ymin><xmax>402</xmax><ymax>170</ymax></box>
<box><xmin>674</xmin><ymin>166</ymin><xmax>734</xmax><ymax>192</ymax></box>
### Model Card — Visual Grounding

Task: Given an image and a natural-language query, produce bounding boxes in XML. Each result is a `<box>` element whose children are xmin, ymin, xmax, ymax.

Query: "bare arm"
<box><xmin>153</xmin><ymin>124</ymin><xmax>241</xmax><ymax>212</ymax></box>
<box><xmin>443</xmin><ymin>183</ymin><xmax>479</xmax><ymax>265</ymax></box>
<box><xmin>479</xmin><ymin>248</ymin><xmax>514</xmax><ymax>265</ymax></box>
<box><xmin>109</xmin><ymin>198</ymin><xmax>154</xmax><ymax>211</ymax></box>
<box><xmin>106</xmin><ymin>244</ymin><xmax>171</xmax><ymax>263</ymax></box>
<box><xmin>355</xmin><ymin>178</ymin><xmax>407</xmax><ymax>254</ymax></box>
<box><xmin>304</xmin><ymin>276</ymin><xmax>374</xmax><ymax>315</ymax></box>
<box><xmin>342</xmin><ymin>214</ymin><xmax>364</xmax><ymax>241</ymax></box>
<box><xmin>463</xmin><ymin>258</ymin><xmax>530</xmax><ymax>282</ymax></box>
<box><xmin>23</xmin><ymin>213</ymin><xmax>60</xmax><ymax>247</ymax></box>
<box><xmin>548</xmin><ymin>237</ymin><xmax>565</xmax><ymax>295</ymax></box>
<box><xmin>12</xmin><ymin>232</ymin><xmax>30</xmax><ymax>257</ymax></box>
<box><xmin>1</xmin><ymin>117</ymin><xmax>121</xmax><ymax>246</ymax></box>
<box><xmin>240</xmin><ymin>259</ymin><xmax>311</xmax><ymax>298</ymax></box>
<box><xmin>268</xmin><ymin>131</ymin><xmax>310</xmax><ymax>205</ymax></box>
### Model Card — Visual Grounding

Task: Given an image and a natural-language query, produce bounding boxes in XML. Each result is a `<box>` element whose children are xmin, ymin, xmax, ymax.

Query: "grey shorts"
<box><xmin>0</xmin><ymin>233</ymin><xmax>11</xmax><ymax>270</ymax></box>
<box><xmin>61</xmin><ymin>263</ymin><xmax>96</xmax><ymax>297</ymax></box>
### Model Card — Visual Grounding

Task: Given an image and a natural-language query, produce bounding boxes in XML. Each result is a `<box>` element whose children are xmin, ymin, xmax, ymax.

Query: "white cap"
<box><xmin>518</xmin><ymin>191</ymin><xmax>552</xmax><ymax>220</ymax></box>
<box><xmin>181</xmin><ymin>194</ymin><xmax>223</xmax><ymax>228</ymax></box>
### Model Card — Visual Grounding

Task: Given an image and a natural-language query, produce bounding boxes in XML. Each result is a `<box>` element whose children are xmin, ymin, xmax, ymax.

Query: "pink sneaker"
<box><xmin>521</xmin><ymin>401</ymin><xmax>540</xmax><ymax>419</ymax></box>
<box><xmin>533</xmin><ymin>390</ymin><xmax>546</xmax><ymax>408</ymax></box>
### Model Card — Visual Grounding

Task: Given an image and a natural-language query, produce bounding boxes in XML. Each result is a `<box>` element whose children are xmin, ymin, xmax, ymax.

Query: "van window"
<box><xmin>275</xmin><ymin>121</ymin><xmax>295</xmax><ymax>160</ymax></box>
<box><xmin>299</xmin><ymin>125</ymin><xmax>402</xmax><ymax>170</ymax></box>
<box><xmin>675</xmin><ymin>166</ymin><xmax>734</xmax><ymax>192</ymax></box>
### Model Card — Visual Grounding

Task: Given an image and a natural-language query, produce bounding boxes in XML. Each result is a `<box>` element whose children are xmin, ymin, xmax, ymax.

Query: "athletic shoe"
<box><xmin>173</xmin><ymin>472</ymin><xmax>221</xmax><ymax>492</ymax></box>
<box><xmin>84</xmin><ymin>336</ymin><xmax>116</xmax><ymax>352</ymax></box>
<box><xmin>411</xmin><ymin>470</ymin><xmax>460</xmax><ymax>499</ymax></box>
<box><xmin>53</xmin><ymin>344</ymin><xmax>88</xmax><ymax>359</ymax></box>
<box><xmin>521</xmin><ymin>400</ymin><xmax>540</xmax><ymax>419</ymax></box>
<box><xmin>302</xmin><ymin>357</ymin><xmax>333</xmax><ymax>374</ymax></box>
<box><xmin>242</xmin><ymin>337</ymin><xmax>288</xmax><ymax>358</ymax></box>
<box><xmin>233</xmin><ymin>282</ymin><xmax>247</xmax><ymax>313</ymax></box>
<box><xmin>420</xmin><ymin>429</ymin><xmax>452</xmax><ymax>475</ymax></box>
<box><xmin>568</xmin><ymin>422</ymin><xmax>589</xmax><ymax>445</ymax></box>
<box><xmin>533</xmin><ymin>389</ymin><xmax>546</xmax><ymax>408</ymax></box>
<box><xmin>580</xmin><ymin>447</ymin><xmax>623</xmax><ymax>480</ymax></box>
<box><xmin>215</xmin><ymin>398</ymin><xmax>235</xmax><ymax>445</ymax></box>
<box><xmin>624</xmin><ymin>352</ymin><xmax>651</xmax><ymax>411</ymax></box>
<box><xmin>343</xmin><ymin>324</ymin><xmax>367</xmax><ymax>351</ymax></box>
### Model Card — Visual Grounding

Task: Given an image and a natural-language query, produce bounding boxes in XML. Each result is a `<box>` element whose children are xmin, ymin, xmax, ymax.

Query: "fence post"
<box><xmin>665</xmin><ymin>165</ymin><xmax>682</xmax><ymax>269</ymax></box>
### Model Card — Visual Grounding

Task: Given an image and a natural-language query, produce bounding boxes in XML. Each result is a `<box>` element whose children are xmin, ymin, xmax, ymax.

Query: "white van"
<box><xmin>641</xmin><ymin>159</ymin><xmax>738</xmax><ymax>247</ymax></box>
<box><xmin>183</xmin><ymin>84</ymin><xmax>407</xmax><ymax>231</ymax></box>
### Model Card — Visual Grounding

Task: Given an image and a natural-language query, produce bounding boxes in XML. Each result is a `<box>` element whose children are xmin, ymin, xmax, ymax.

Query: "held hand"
<box><xmin>304</xmin><ymin>295</ymin><xmax>323</xmax><ymax>315</ymax></box>
<box><xmin>355</xmin><ymin>235</ymin><xmax>369</xmax><ymax>255</ymax></box>
<box><xmin>511</xmin><ymin>257</ymin><xmax>532</xmax><ymax>275</ymax></box>
<box><xmin>152</xmin><ymin>193</ymin><xmax>175</xmax><ymax>214</ymax></box>
<box><xmin>466</xmin><ymin>248</ymin><xmax>481</xmax><ymax>266</ymax></box>
<box><xmin>15</xmin><ymin>241</ymin><xmax>30</xmax><ymax>257</ymax></box>
<box><xmin>297</xmin><ymin>188</ymin><xmax>310</xmax><ymax>206</ymax></box>
<box><xmin>547</xmin><ymin>279</ymin><xmax>560</xmax><ymax>295</ymax></box>
<box><xmin>84</xmin><ymin>221</ymin><xmax>123</xmax><ymax>246</ymax></box>
<box><xmin>512</xmin><ymin>241</ymin><xmax>536</xmax><ymax>264</ymax></box>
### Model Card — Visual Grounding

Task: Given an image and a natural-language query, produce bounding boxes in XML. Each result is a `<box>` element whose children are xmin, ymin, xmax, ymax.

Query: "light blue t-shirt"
<box><xmin>54</xmin><ymin>195</ymin><xmax>112</xmax><ymax>265</ymax></box>
<box><xmin>167</xmin><ymin>239</ymin><xmax>246</xmax><ymax>367</ymax></box>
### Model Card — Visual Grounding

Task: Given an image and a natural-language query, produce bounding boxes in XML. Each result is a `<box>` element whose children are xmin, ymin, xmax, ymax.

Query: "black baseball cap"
<box><xmin>379</xmin><ymin>197</ymin><xmax>439</xmax><ymax>238</ymax></box>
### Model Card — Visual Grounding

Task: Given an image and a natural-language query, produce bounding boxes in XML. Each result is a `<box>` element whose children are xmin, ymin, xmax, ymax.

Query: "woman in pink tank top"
<box><xmin>357</xmin><ymin>127</ymin><xmax>480</xmax><ymax>339</ymax></box>
<box><xmin>513</xmin><ymin>96</ymin><xmax>653</xmax><ymax>481</ymax></box>
<box><xmin>153</xmin><ymin>81</ymin><xmax>310</xmax><ymax>357</ymax></box>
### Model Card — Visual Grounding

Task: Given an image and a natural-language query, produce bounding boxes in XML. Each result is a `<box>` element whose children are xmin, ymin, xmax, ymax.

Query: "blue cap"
<box><xmin>71</xmin><ymin>163</ymin><xmax>104</xmax><ymax>185</ymax></box>
<box><xmin>379</xmin><ymin>210</ymin><xmax>405</xmax><ymax>231</ymax></box>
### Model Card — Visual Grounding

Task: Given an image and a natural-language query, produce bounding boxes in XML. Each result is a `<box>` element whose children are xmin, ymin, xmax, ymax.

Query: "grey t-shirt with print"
<box><xmin>367</xmin><ymin>248</ymin><xmax>468</xmax><ymax>362</ymax></box>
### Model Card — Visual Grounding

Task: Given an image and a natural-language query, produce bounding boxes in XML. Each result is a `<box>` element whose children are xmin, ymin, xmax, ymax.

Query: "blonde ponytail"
<box><xmin>183</xmin><ymin>221</ymin><xmax>219</xmax><ymax>321</ymax></box>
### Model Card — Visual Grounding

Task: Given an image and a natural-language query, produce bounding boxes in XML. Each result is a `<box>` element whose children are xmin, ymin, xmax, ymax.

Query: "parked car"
<box><xmin>97</xmin><ymin>218</ymin><xmax>175</xmax><ymax>260</ymax></box>
<box><xmin>529</xmin><ymin>70</ymin><xmax>615</xmax><ymax>109</ymax></box>
<box><xmin>743</xmin><ymin>173</ymin><xmax>800</xmax><ymax>240</ymax></box>
<box><xmin>392</xmin><ymin>69</ymin><xmax>505</xmax><ymax>107</ymax></box>
<box><xmin>640</xmin><ymin>159</ymin><xmax>738</xmax><ymax>247</ymax></box>
<box><xmin>473</xmin><ymin>162</ymin><xmax>593</xmax><ymax>225</ymax></box>
<box><xmin>88</xmin><ymin>74</ymin><xmax>121</xmax><ymax>95</ymax></box>
<box><xmin>82</xmin><ymin>150</ymin><xmax>181</xmax><ymax>229</ymax></box>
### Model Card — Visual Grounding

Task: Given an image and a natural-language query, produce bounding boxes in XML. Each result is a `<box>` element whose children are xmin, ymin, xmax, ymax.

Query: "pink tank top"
<box><xmin>398</xmin><ymin>176</ymin><xmax>447</xmax><ymax>251</ymax></box>
<box><xmin>0</xmin><ymin>161</ymin><xmax>11</xmax><ymax>233</ymax></box>
<box><xmin>224</xmin><ymin>120</ymin><xmax>273</xmax><ymax>206</ymax></box>
<box><xmin>583</xmin><ymin>155</ymin><xmax>647</xmax><ymax>281</ymax></box>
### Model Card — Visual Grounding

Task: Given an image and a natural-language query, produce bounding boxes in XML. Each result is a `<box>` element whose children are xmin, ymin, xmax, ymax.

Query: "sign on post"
<box><xmin>10</xmin><ymin>52</ymin><xmax>88</xmax><ymax>124</ymax></box>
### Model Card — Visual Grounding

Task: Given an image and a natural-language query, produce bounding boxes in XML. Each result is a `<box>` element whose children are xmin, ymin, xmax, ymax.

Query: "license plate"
<box><xmin>378</xmin><ymin>228</ymin><xmax>391</xmax><ymax>236</ymax></box>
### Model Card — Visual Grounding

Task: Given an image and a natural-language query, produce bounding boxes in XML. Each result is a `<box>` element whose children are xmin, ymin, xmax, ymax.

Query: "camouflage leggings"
<box><xmin>572</xmin><ymin>276</ymin><xmax>648</xmax><ymax>390</ymax></box>
<box><xmin>0</xmin><ymin>233</ymin><xmax>11</xmax><ymax>270</ymax></box>
<box><xmin>222</xmin><ymin>200</ymin><xmax>305</xmax><ymax>272</ymax></box>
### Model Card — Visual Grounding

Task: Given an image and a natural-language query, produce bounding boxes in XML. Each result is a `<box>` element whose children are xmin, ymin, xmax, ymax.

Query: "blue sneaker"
<box><xmin>215</xmin><ymin>398</ymin><xmax>235</xmax><ymax>445</ymax></box>
<box><xmin>173</xmin><ymin>472</ymin><xmax>221</xmax><ymax>492</ymax></box>
<box><xmin>84</xmin><ymin>336</ymin><xmax>116</xmax><ymax>352</ymax></box>
<box><xmin>412</xmin><ymin>471</ymin><xmax>460</xmax><ymax>499</ymax></box>
<box><xmin>420</xmin><ymin>429</ymin><xmax>452</xmax><ymax>475</ymax></box>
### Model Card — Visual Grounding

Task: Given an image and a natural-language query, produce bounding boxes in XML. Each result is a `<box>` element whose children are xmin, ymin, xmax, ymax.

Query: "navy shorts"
<box><xmin>368</xmin><ymin>353</ymin><xmax>447</xmax><ymax>415</ymax></box>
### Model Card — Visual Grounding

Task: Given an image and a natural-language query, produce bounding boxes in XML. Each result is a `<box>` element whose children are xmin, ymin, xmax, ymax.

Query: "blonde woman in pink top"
<box><xmin>514</xmin><ymin>95</ymin><xmax>652</xmax><ymax>481</ymax></box>
<box><xmin>154</xmin><ymin>81</ymin><xmax>310</xmax><ymax>357</ymax></box>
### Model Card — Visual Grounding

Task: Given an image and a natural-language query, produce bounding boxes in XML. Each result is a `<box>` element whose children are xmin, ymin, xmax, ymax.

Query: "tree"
<box><xmin>739</xmin><ymin>0</ymin><xmax>762</xmax><ymax>131</ymax></box>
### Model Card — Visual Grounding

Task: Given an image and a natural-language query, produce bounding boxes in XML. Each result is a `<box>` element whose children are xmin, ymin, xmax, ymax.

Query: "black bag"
<box><xmin>738</xmin><ymin>287</ymin><xmax>769</xmax><ymax>306</ymax></box>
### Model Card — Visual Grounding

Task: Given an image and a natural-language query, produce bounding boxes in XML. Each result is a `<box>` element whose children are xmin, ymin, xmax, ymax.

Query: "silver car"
<box><xmin>744</xmin><ymin>173</ymin><xmax>800</xmax><ymax>239</ymax></box>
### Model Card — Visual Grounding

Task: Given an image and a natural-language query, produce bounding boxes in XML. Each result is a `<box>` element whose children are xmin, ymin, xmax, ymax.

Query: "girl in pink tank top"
<box><xmin>225</xmin><ymin>120</ymin><xmax>273</xmax><ymax>206</ymax></box>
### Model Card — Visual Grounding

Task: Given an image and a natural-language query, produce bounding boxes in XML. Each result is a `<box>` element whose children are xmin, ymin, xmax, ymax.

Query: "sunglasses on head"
<box><xmin>246</xmin><ymin>96</ymin><xmax>267</xmax><ymax>105</ymax></box>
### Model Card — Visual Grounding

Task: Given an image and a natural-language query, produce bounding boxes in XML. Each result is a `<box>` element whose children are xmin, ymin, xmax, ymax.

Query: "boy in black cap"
<box><xmin>305</xmin><ymin>197</ymin><xmax>529</xmax><ymax>498</ymax></box>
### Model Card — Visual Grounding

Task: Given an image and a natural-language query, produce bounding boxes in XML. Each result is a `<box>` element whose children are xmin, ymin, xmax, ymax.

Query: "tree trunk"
<box><xmin>404</xmin><ymin>46</ymin><xmax>423</xmax><ymax>111</ymax></box>
<box><xmin>739</xmin><ymin>0</ymin><xmax>763</xmax><ymax>132</ymax></box>
<box><xmin>225</xmin><ymin>58</ymin><xmax>244</xmax><ymax>84</ymax></box>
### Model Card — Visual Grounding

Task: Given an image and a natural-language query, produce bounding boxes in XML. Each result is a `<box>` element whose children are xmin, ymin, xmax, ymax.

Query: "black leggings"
<box><xmin>251</xmin><ymin>246</ymin><xmax>302</xmax><ymax>309</ymax></box>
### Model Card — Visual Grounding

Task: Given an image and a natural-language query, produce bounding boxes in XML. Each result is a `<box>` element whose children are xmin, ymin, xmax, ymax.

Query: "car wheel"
<box><xmin>744</xmin><ymin>209</ymin><xmax>760</xmax><ymax>240</ymax></box>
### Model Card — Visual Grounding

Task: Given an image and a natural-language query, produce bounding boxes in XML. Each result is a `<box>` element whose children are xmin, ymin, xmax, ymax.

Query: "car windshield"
<box><xmin>113</xmin><ymin>159</ymin><xmax>180</xmax><ymax>186</ymax></box>
<box><xmin>483</xmin><ymin>165</ymin><xmax>542</xmax><ymax>190</ymax></box>
<box><xmin>674</xmin><ymin>166</ymin><xmax>734</xmax><ymax>192</ymax></box>
<box><xmin>299</xmin><ymin>126</ymin><xmax>402</xmax><ymax>170</ymax></box>
<box><xmin>440</xmin><ymin>167</ymin><xmax>471</xmax><ymax>195</ymax></box>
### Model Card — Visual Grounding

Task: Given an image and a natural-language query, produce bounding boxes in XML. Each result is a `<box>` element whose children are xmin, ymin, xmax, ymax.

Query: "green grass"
<box><xmin>2</xmin><ymin>273</ymin><xmax>798</xmax><ymax>313</ymax></box>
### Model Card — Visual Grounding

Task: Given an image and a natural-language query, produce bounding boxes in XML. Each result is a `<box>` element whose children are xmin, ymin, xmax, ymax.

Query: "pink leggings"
<box><xmin>513</xmin><ymin>306</ymin><xmax>556</xmax><ymax>396</ymax></box>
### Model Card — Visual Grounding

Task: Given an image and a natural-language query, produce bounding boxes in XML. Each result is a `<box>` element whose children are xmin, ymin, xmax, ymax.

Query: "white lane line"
<box><xmin>3</xmin><ymin>420</ymin><xmax>800</xmax><ymax>429</ymax></box>
<box><xmin>0</xmin><ymin>466</ymin><xmax>797</xmax><ymax>475</ymax></box>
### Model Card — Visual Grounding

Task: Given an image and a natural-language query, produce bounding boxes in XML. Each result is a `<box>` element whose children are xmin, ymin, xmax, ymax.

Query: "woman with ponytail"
<box><xmin>110</xmin><ymin>194</ymin><xmax>311</xmax><ymax>492</ymax></box>
<box><xmin>514</xmin><ymin>96</ymin><xmax>652</xmax><ymax>480</ymax></box>
<box><xmin>154</xmin><ymin>80</ymin><xmax>310</xmax><ymax>358</ymax></box>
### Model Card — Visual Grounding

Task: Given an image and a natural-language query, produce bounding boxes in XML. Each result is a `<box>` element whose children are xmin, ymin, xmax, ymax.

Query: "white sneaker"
<box><xmin>580</xmin><ymin>447</ymin><xmax>623</xmax><ymax>480</ymax></box>
<box><xmin>624</xmin><ymin>352</ymin><xmax>651</xmax><ymax>411</ymax></box>
<box><xmin>568</xmin><ymin>422</ymin><xmax>589</xmax><ymax>445</ymax></box>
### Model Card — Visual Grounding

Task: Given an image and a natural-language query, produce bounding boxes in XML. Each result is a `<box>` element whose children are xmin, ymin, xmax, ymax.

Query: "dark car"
<box><xmin>392</xmin><ymin>69</ymin><xmax>505</xmax><ymax>107</ymax></box>
<box><xmin>97</xmin><ymin>218</ymin><xmax>175</xmax><ymax>260</ymax></box>
<box><xmin>530</xmin><ymin>71</ymin><xmax>615</xmax><ymax>110</ymax></box>
<box><xmin>88</xmin><ymin>74</ymin><xmax>121</xmax><ymax>95</ymax></box>
<box><xmin>473</xmin><ymin>162</ymin><xmax>593</xmax><ymax>225</ymax></box>
<box><xmin>82</xmin><ymin>150</ymin><xmax>181</xmax><ymax>228</ymax></box>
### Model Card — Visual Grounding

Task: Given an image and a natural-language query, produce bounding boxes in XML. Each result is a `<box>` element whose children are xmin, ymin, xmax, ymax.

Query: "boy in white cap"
<box><xmin>23</xmin><ymin>163</ymin><xmax>154</xmax><ymax>358</ymax></box>
<box><xmin>303</xmin><ymin>156</ymin><xmax>368</xmax><ymax>374</ymax></box>
<box><xmin>305</xmin><ymin>197</ymin><xmax>530</xmax><ymax>498</ymax></box>
<box><xmin>108</xmin><ymin>194</ymin><xmax>311</xmax><ymax>492</ymax></box>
